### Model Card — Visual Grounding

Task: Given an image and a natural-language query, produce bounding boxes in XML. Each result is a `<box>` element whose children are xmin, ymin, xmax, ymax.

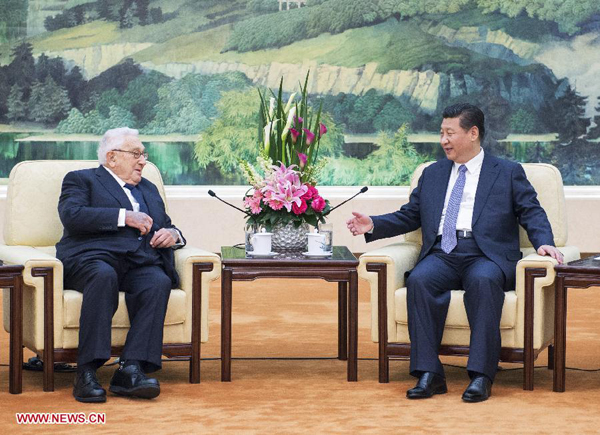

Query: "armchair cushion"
<box><xmin>394</xmin><ymin>288</ymin><xmax>518</xmax><ymax>330</ymax></box>
<box><xmin>63</xmin><ymin>289</ymin><xmax>187</xmax><ymax>329</ymax></box>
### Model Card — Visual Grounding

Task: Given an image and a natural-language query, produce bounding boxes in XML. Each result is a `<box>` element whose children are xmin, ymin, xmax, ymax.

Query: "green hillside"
<box><xmin>29</xmin><ymin>9</ymin><xmax>535</xmax><ymax>79</ymax></box>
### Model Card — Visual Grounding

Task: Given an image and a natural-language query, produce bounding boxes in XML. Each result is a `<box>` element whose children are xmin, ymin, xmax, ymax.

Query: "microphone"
<box><xmin>324</xmin><ymin>186</ymin><xmax>368</xmax><ymax>216</ymax></box>
<box><xmin>208</xmin><ymin>190</ymin><xmax>252</xmax><ymax>216</ymax></box>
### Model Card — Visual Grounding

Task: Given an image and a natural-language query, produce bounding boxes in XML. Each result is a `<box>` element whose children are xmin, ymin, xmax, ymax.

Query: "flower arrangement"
<box><xmin>241</xmin><ymin>72</ymin><xmax>331</xmax><ymax>229</ymax></box>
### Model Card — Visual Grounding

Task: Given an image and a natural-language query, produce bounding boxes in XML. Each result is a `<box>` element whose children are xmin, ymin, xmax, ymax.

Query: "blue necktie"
<box><xmin>124</xmin><ymin>184</ymin><xmax>149</xmax><ymax>215</ymax></box>
<box><xmin>441</xmin><ymin>165</ymin><xmax>467</xmax><ymax>254</ymax></box>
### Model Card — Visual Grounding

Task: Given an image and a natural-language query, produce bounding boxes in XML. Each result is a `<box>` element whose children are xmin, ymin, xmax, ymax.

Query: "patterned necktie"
<box><xmin>441</xmin><ymin>165</ymin><xmax>467</xmax><ymax>254</ymax></box>
<box><xmin>124</xmin><ymin>183</ymin><xmax>149</xmax><ymax>214</ymax></box>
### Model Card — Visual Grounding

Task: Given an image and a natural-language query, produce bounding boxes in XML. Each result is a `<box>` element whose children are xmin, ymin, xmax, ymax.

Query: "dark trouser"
<box><xmin>406</xmin><ymin>238</ymin><xmax>506</xmax><ymax>382</ymax></box>
<box><xmin>63</xmin><ymin>250</ymin><xmax>171</xmax><ymax>373</ymax></box>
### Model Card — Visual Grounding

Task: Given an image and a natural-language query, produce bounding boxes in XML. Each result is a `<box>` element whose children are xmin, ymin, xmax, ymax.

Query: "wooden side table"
<box><xmin>554</xmin><ymin>255</ymin><xmax>600</xmax><ymax>392</ymax></box>
<box><xmin>220</xmin><ymin>246</ymin><xmax>359</xmax><ymax>382</ymax></box>
<box><xmin>0</xmin><ymin>265</ymin><xmax>24</xmax><ymax>394</ymax></box>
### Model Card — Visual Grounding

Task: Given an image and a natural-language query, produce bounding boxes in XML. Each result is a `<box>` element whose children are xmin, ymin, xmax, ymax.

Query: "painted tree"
<box><xmin>56</xmin><ymin>108</ymin><xmax>87</xmax><ymax>133</ymax></box>
<box><xmin>97</xmin><ymin>0</ymin><xmax>114</xmax><ymax>21</ymax></box>
<box><xmin>65</xmin><ymin>66</ymin><xmax>86</xmax><ymax>109</ymax></box>
<box><xmin>7</xmin><ymin>43</ymin><xmax>35</xmax><ymax>93</ymax></box>
<box><xmin>136</xmin><ymin>0</ymin><xmax>150</xmax><ymax>25</ymax></box>
<box><xmin>586</xmin><ymin>96</ymin><xmax>600</xmax><ymax>140</ymax></box>
<box><xmin>27</xmin><ymin>77</ymin><xmax>72</xmax><ymax>124</ymax></box>
<box><xmin>120</xmin><ymin>2</ymin><xmax>138</xmax><ymax>28</ymax></box>
<box><xmin>6</xmin><ymin>84</ymin><xmax>26</xmax><ymax>121</ymax></box>
<box><xmin>553</xmin><ymin>85</ymin><xmax>590</xmax><ymax>144</ymax></box>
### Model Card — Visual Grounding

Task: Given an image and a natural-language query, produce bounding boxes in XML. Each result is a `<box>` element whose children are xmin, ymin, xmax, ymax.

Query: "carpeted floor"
<box><xmin>1</xmin><ymin>278</ymin><xmax>599</xmax><ymax>434</ymax></box>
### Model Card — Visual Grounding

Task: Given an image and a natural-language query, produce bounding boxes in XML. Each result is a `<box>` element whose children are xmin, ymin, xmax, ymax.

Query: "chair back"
<box><xmin>3</xmin><ymin>160</ymin><xmax>167</xmax><ymax>247</ymax></box>
<box><xmin>404</xmin><ymin>162</ymin><xmax>567</xmax><ymax>248</ymax></box>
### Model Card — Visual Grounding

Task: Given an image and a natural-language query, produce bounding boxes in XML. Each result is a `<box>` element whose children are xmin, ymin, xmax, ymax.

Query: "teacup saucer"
<box><xmin>302</xmin><ymin>251</ymin><xmax>332</xmax><ymax>258</ymax></box>
<box><xmin>247</xmin><ymin>251</ymin><xmax>277</xmax><ymax>258</ymax></box>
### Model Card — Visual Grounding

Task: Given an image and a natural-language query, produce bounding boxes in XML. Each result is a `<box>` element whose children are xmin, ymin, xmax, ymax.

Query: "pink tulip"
<box><xmin>297</xmin><ymin>152</ymin><xmax>307</xmax><ymax>168</ymax></box>
<box><xmin>319</xmin><ymin>123</ymin><xmax>327</xmax><ymax>137</ymax></box>
<box><xmin>294</xmin><ymin>116</ymin><xmax>303</xmax><ymax>126</ymax></box>
<box><xmin>292</xmin><ymin>199</ymin><xmax>308</xmax><ymax>215</ymax></box>
<box><xmin>311</xmin><ymin>195</ymin><xmax>326</xmax><ymax>213</ymax></box>
<box><xmin>290</xmin><ymin>128</ymin><xmax>300</xmax><ymax>144</ymax></box>
<box><xmin>303</xmin><ymin>128</ymin><xmax>315</xmax><ymax>145</ymax></box>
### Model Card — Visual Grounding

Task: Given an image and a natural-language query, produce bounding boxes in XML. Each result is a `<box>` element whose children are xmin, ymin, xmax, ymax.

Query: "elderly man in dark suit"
<box><xmin>347</xmin><ymin>103</ymin><xmax>563</xmax><ymax>402</ymax></box>
<box><xmin>56</xmin><ymin>127</ymin><xmax>185</xmax><ymax>403</ymax></box>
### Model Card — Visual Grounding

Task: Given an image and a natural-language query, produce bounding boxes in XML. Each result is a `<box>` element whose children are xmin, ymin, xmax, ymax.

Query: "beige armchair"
<box><xmin>1</xmin><ymin>160</ymin><xmax>220</xmax><ymax>391</ymax></box>
<box><xmin>358</xmin><ymin>163</ymin><xmax>580</xmax><ymax>390</ymax></box>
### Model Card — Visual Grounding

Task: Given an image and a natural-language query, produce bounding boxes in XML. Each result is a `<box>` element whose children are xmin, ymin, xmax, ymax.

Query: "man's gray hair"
<box><xmin>98</xmin><ymin>127</ymin><xmax>140</xmax><ymax>164</ymax></box>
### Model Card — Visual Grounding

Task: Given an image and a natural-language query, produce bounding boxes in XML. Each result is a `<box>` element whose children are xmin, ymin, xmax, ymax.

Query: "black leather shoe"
<box><xmin>462</xmin><ymin>375</ymin><xmax>492</xmax><ymax>402</ymax></box>
<box><xmin>406</xmin><ymin>372</ymin><xmax>447</xmax><ymax>399</ymax></box>
<box><xmin>73</xmin><ymin>369</ymin><xmax>106</xmax><ymax>403</ymax></box>
<box><xmin>109</xmin><ymin>363</ymin><xmax>160</xmax><ymax>399</ymax></box>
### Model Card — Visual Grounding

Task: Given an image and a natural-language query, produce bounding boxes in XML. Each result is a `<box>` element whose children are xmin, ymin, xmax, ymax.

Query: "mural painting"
<box><xmin>1</xmin><ymin>0</ymin><xmax>599</xmax><ymax>185</ymax></box>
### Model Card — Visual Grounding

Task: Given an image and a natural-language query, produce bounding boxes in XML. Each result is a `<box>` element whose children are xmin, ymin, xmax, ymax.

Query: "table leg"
<box><xmin>553</xmin><ymin>275</ymin><xmax>567</xmax><ymax>392</ymax></box>
<box><xmin>338</xmin><ymin>282</ymin><xmax>348</xmax><ymax>361</ymax></box>
<box><xmin>348</xmin><ymin>270</ymin><xmax>358</xmax><ymax>382</ymax></box>
<box><xmin>221</xmin><ymin>268</ymin><xmax>232</xmax><ymax>382</ymax></box>
<box><xmin>10</xmin><ymin>277</ymin><xmax>23</xmax><ymax>394</ymax></box>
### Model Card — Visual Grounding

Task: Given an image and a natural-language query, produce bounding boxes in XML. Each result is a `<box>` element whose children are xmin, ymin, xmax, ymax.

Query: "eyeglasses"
<box><xmin>112</xmin><ymin>149</ymin><xmax>149</xmax><ymax>160</ymax></box>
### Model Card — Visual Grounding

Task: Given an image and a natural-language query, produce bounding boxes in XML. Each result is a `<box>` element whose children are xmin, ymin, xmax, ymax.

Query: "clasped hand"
<box><xmin>125</xmin><ymin>211</ymin><xmax>178</xmax><ymax>248</ymax></box>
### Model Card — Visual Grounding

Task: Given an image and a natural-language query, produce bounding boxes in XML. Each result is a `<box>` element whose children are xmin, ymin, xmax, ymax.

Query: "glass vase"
<box><xmin>271</xmin><ymin>221</ymin><xmax>308</xmax><ymax>252</ymax></box>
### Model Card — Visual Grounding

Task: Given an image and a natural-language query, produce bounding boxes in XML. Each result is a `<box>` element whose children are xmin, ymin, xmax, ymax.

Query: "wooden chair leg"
<box><xmin>190</xmin><ymin>263</ymin><xmax>212</xmax><ymax>384</ymax></box>
<box><xmin>548</xmin><ymin>344</ymin><xmax>554</xmax><ymax>370</ymax></box>
<box><xmin>366</xmin><ymin>263</ymin><xmax>389</xmax><ymax>383</ymax></box>
<box><xmin>33</xmin><ymin>268</ymin><xmax>55</xmax><ymax>392</ymax></box>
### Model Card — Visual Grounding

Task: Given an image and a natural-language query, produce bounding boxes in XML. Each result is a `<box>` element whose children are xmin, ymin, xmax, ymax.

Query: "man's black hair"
<box><xmin>442</xmin><ymin>103</ymin><xmax>485</xmax><ymax>141</ymax></box>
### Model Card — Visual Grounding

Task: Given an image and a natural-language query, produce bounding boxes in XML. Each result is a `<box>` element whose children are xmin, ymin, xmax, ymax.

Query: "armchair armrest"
<box><xmin>174</xmin><ymin>247</ymin><xmax>221</xmax><ymax>291</ymax></box>
<box><xmin>514</xmin><ymin>246</ymin><xmax>580</xmax><ymax>351</ymax></box>
<box><xmin>358</xmin><ymin>242</ymin><xmax>421</xmax><ymax>343</ymax></box>
<box><xmin>0</xmin><ymin>245</ymin><xmax>63</xmax><ymax>381</ymax></box>
<box><xmin>173</xmin><ymin>247</ymin><xmax>221</xmax><ymax>343</ymax></box>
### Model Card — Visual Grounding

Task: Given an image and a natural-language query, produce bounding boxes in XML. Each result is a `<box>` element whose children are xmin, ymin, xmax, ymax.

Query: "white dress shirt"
<box><xmin>437</xmin><ymin>148</ymin><xmax>484</xmax><ymax>235</ymax></box>
<box><xmin>104</xmin><ymin>166</ymin><xmax>140</xmax><ymax>226</ymax></box>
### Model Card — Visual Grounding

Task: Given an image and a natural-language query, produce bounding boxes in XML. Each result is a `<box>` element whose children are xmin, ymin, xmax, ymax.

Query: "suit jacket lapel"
<box><xmin>95</xmin><ymin>165</ymin><xmax>133</xmax><ymax>210</ymax></box>
<box><xmin>472</xmin><ymin>154</ymin><xmax>500</xmax><ymax>227</ymax></box>
<box><xmin>430</xmin><ymin>159</ymin><xmax>453</xmax><ymax>232</ymax></box>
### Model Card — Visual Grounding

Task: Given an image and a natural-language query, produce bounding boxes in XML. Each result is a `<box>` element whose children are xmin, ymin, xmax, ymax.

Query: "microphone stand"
<box><xmin>323</xmin><ymin>186</ymin><xmax>368</xmax><ymax>216</ymax></box>
<box><xmin>208</xmin><ymin>190</ymin><xmax>252</xmax><ymax>217</ymax></box>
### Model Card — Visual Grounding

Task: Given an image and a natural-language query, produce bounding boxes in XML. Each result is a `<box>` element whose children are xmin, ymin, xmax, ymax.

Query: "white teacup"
<box><xmin>307</xmin><ymin>232</ymin><xmax>326</xmax><ymax>254</ymax></box>
<box><xmin>250</xmin><ymin>232</ymin><xmax>272</xmax><ymax>254</ymax></box>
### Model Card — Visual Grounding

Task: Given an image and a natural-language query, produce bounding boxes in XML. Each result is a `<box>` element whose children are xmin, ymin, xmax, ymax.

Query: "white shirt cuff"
<box><xmin>172</xmin><ymin>229</ymin><xmax>184</xmax><ymax>247</ymax></box>
<box><xmin>118</xmin><ymin>209</ymin><xmax>126</xmax><ymax>227</ymax></box>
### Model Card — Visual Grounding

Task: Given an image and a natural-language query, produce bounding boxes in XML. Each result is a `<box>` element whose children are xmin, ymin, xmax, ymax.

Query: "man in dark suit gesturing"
<box><xmin>347</xmin><ymin>104</ymin><xmax>563</xmax><ymax>402</ymax></box>
<box><xmin>56</xmin><ymin>127</ymin><xmax>185</xmax><ymax>403</ymax></box>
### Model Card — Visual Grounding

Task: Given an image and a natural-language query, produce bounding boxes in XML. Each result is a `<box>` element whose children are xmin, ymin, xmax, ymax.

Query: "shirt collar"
<box><xmin>103</xmin><ymin>165</ymin><xmax>126</xmax><ymax>187</ymax></box>
<box><xmin>455</xmin><ymin>148</ymin><xmax>484</xmax><ymax>174</ymax></box>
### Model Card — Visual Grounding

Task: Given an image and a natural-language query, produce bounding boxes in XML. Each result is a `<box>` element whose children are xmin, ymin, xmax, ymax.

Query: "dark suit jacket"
<box><xmin>366</xmin><ymin>154</ymin><xmax>555</xmax><ymax>290</ymax></box>
<box><xmin>56</xmin><ymin>165</ymin><xmax>185</xmax><ymax>288</ymax></box>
